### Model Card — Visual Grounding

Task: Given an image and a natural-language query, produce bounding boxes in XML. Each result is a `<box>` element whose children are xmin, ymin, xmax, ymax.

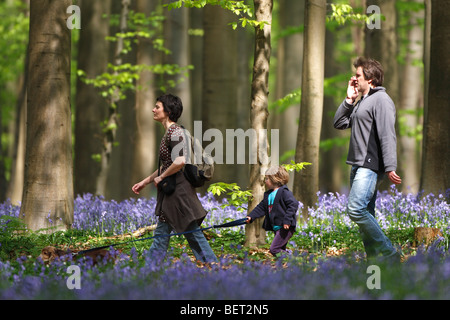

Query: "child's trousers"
<box><xmin>270</xmin><ymin>228</ymin><xmax>295</xmax><ymax>256</ymax></box>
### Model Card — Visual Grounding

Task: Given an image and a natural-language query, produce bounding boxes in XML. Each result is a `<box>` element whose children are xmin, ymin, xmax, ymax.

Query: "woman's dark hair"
<box><xmin>353</xmin><ymin>57</ymin><xmax>384</xmax><ymax>87</ymax></box>
<box><xmin>156</xmin><ymin>94</ymin><xmax>183</xmax><ymax>122</ymax></box>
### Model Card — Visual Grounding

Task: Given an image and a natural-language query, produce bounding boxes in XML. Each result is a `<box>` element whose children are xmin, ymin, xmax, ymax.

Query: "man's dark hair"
<box><xmin>353</xmin><ymin>57</ymin><xmax>384</xmax><ymax>87</ymax></box>
<box><xmin>156</xmin><ymin>94</ymin><xmax>183</xmax><ymax>122</ymax></box>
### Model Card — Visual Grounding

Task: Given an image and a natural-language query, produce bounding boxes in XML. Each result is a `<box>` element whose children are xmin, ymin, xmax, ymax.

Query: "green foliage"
<box><xmin>269</xmin><ymin>88</ymin><xmax>301</xmax><ymax>114</ymax></box>
<box><xmin>166</xmin><ymin>0</ymin><xmax>268</xmax><ymax>30</ymax></box>
<box><xmin>398</xmin><ymin>108</ymin><xmax>423</xmax><ymax>141</ymax></box>
<box><xmin>327</xmin><ymin>3</ymin><xmax>371</xmax><ymax>26</ymax></box>
<box><xmin>208</xmin><ymin>162</ymin><xmax>311</xmax><ymax>212</ymax></box>
<box><xmin>324</xmin><ymin>72</ymin><xmax>352</xmax><ymax>103</ymax></box>
<box><xmin>78</xmin><ymin>63</ymin><xmax>191</xmax><ymax>107</ymax></box>
<box><xmin>106</xmin><ymin>10</ymin><xmax>169</xmax><ymax>55</ymax></box>
<box><xmin>0</xmin><ymin>216</ymin><xmax>35</xmax><ymax>260</ymax></box>
<box><xmin>208</xmin><ymin>182</ymin><xmax>253</xmax><ymax>212</ymax></box>
<box><xmin>320</xmin><ymin>136</ymin><xmax>350</xmax><ymax>152</ymax></box>
<box><xmin>0</xmin><ymin>1</ymin><xmax>29</xmax><ymax>181</ymax></box>
<box><xmin>78</xmin><ymin>10</ymin><xmax>192</xmax><ymax>107</ymax></box>
<box><xmin>0</xmin><ymin>0</ymin><xmax>28</xmax><ymax>86</ymax></box>
<box><xmin>282</xmin><ymin>161</ymin><xmax>312</xmax><ymax>173</ymax></box>
<box><xmin>269</xmin><ymin>72</ymin><xmax>350</xmax><ymax>115</ymax></box>
<box><xmin>274</xmin><ymin>25</ymin><xmax>304</xmax><ymax>41</ymax></box>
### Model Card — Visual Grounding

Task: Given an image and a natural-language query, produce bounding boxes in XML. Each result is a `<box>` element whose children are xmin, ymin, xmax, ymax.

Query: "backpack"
<box><xmin>165</xmin><ymin>125</ymin><xmax>214</xmax><ymax>188</ymax></box>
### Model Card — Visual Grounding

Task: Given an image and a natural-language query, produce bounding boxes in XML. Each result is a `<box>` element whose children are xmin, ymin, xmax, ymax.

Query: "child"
<box><xmin>246</xmin><ymin>166</ymin><xmax>299</xmax><ymax>256</ymax></box>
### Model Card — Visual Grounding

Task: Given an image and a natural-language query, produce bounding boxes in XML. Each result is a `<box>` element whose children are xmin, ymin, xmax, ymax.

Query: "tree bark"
<box><xmin>3</xmin><ymin>0</ymin><xmax>30</xmax><ymax>204</ymax></box>
<box><xmin>293</xmin><ymin>0</ymin><xmax>326</xmax><ymax>216</ymax></box>
<box><xmin>272</xmin><ymin>0</ymin><xmax>304</xmax><ymax>190</ymax></box>
<box><xmin>365</xmin><ymin>0</ymin><xmax>398</xmax><ymax>106</ymax></box>
<box><xmin>245</xmin><ymin>0</ymin><xmax>273</xmax><ymax>248</ymax></box>
<box><xmin>96</xmin><ymin>0</ymin><xmax>130</xmax><ymax>197</ymax></box>
<box><xmin>21</xmin><ymin>0</ymin><xmax>73</xmax><ymax>232</ymax></box>
<box><xmin>202</xmin><ymin>5</ymin><xmax>238</xmax><ymax>184</ymax></box>
<box><xmin>75</xmin><ymin>0</ymin><xmax>111</xmax><ymax>196</ymax></box>
<box><xmin>130</xmin><ymin>0</ymin><xmax>159</xmax><ymax>200</ymax></box>
<box><xmin>398</xmin><ymin>0</ymin><xmax>423</xmax><ymax>194</ymax></box>
<box><xmin>163</xmin><ymin>0</ymin><xmax>192</xmax><ymax>130</ymax></box>
<box><xmin>420</xmin><ymin>0</ymin><xmax>450</xmax><ymax>195</ymax></box>
<box><xmin>320</xmin><ymin>28</ymin><xmax>345</xmax><ymax>193</ymax></box>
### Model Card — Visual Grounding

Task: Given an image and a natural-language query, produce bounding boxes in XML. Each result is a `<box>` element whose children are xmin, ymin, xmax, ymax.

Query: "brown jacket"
<box><xmin>155</xmin><ymin>123</ymin><xmax>208</xmax><ymax>232</ymax></box>
<box><xmin>155</xmin><ymin>170</ymin><xmax>207</xmax><ymax>233</ymax></box>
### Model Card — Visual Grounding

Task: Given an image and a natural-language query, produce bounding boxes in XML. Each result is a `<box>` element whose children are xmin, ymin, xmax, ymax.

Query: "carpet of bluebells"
<box><xmin>0</xmin><ymin>187</ymin><xmax>449</xmax><ymax>300</ymax></box>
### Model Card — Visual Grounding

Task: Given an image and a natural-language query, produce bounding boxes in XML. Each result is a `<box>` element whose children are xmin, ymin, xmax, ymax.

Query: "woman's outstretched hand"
<box><xmin>132</xmin><ymin>180</ymin><xmax>148</xmax><ymax>194</ymax></box>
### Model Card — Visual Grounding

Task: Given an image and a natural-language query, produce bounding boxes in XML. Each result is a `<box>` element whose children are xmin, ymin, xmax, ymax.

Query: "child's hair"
<box><xmin>265</xmin><ymin>165</ymin><xmax>289</xmax><ymax>187</ymax></box>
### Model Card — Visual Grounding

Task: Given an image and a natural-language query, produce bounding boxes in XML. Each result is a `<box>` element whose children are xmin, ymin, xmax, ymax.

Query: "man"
<box><xmin>334</xmin><ymin>57</ymin><xmax>402</xmax><ymax>262</ymax></box>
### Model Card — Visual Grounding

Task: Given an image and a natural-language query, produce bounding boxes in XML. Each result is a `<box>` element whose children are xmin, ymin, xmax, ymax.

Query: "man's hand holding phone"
<box><xmin>346</xmin><ymin>76</ymin><xmax>359</xmax><ymax>104</ymax></box>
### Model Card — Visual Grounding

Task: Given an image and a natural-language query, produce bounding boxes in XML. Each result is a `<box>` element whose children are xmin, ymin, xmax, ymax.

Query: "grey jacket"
<box><xmin>333</xmin><ymin>87</ymin><xmax>397</xmax><ymax>173</ymax></box>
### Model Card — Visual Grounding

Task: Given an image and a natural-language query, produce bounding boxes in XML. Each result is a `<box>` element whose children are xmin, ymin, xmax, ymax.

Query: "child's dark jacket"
<box><xmin>248</xmin><ymin>185</ymin><xmax>299</xmax><ymax>231</ymax></box>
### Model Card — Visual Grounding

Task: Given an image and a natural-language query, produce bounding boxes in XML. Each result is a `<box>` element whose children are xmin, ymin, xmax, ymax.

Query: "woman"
<box><xmin>132</xmin><ymin>94</ymin><xmax>218</xmax><ymax>263</ymax></box>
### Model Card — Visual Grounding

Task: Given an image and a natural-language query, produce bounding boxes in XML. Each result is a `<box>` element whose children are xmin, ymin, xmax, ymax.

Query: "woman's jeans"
<box><xmin>148</xmin><ymin>219</ymin><xmax>218</xmax><ymax>263</ymax></box>
<box><xmin>348</xmin><ymin>166</ymin><xmax>398</xmax><ymax>260</ymax></box>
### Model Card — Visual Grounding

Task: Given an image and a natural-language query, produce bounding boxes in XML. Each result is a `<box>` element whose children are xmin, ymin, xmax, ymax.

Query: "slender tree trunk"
<box><xmin>7</xmin><ymin>26</ymin><xmax>29</xmax><ymax>205</ymax></box>
<box><xmin>189</xmin><ymin>7</ymin><xmax>203</xmax><ymax>122</ymax></box>
<box><xmin>398</xmin><ymin>0</ymin><xmax>423</xmax><ymax>193</ymax></box>
<box><xmin>106</xmin><ymin>0</ymin><xmax>138</xmax><ymax>201</ymax></box>
<box><xmin>130</xmin><ymin>0</ymin><xmax>158</xmax><ymax>200</ymax></box>
<box><xmin>365</xmin><ymin>0</ymin><xmax>398</xmax><ymax>105</ymax></box>
<box><xmin>420</xmin><ymin>0</ymin><xmax>450</xmax><ymax>195</ymax></box>
<box><xmin>75</xmin><ymin>0</ymin><xmax>111</xmax><ymax>196</ymax></box>
<box><xmin>163</xmin><ymin>0</ymin><xmax>192</xmax><ymax>130</ymax></box>
<box><xmin>272</xmin><ymin>0</ymin><xmax>304</xmax><ymax>190</ymax></box>
<box><xmin>245</xmin><ymin>0</ymin><xmax>273</xmax><ymax>248</ymax></box>
<box><xmin>21</xmin><ymin>0</ymin><xmax>73</xmax><ymax>232</ymax></box>
<box><xmin>96</xmin><ymin>0</ymin><xmax>130</xmax><ymax>196</ymax></box>
<box><xmin>320</xmin><ymin>28</ymin><xmax>344</xmax><ymax>193</ymax></box>
<box><xmin>293</xmin><ymin>0</ymin><xmax>326</xmax><ymax>216</ymax></box>
<box><xmin>1</xmin><ymin>0</ymin><xmax>30</xmax><ymax>202</ymax></box>
<box><xmin>235</xmin><ymin>22</ymin><xmax>253</xmax><ymax>189</ymax></box>
<box><xmin>202</xmin><ymin>5</ymin><xmax>238</xmax><ymax>184</ymax></box>
<box><xmin>7</xmin><ymin>84</ymin><xmax>27</xmax><ymax>205</ymax></box>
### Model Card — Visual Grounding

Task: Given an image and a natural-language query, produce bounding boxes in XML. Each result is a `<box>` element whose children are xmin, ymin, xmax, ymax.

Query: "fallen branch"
<box><xmin>99</xmin><ymin>224</ymin><xmax>158</xmax><ymax>241</ymax></box>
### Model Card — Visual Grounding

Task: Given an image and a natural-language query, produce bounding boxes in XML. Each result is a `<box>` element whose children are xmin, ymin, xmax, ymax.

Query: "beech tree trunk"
<box><xmin>272</xmin><ymin>0</ymin><xmax>304</xmax><ymax>191</ymax></box>
<box><xmin>75</xmin><ymin>0</ymin><xmax>111</xmax><ymax>196</ymax></box>
<box><xmin>202</xmin><ymin>5</ymin><xmax>238</xmax><ymax>184</ymax></box>
<box><xmin>293</xmin><ymin>0</ymin><xmax>326</xmax><ymax>216</ymax></box>
<box><xmin>365</xmin><ymin>0</ymin><xmax>399</xmax><ymax>106</ymax></box>
<box><xmin>130</xmin><ymin>0</ymin><xmax>158</xmax><ymax>200</ymax></box>
<box><xmin>96</xmin><ymin>0</ymin><xmax>130</xmax><ymax>196</ymax></box>
<box><xmin>163</xmin><ymin>0</ymin><xmax>192</xmax><ymax>130</ymax></box>
<box><xmin>245</xmin><ymin>0</ymin><xmax>273</xmax><ymax>248</ymax></box>
<box><xmin>21</xmin><ymin>0</ymin><xmax>73</xmax><ymax>232</ymax></box>
<box><xmin>420</xmin><ymin>0</ymin><xmax>450</xmax><ymax>195</ymax></box>
<box><xmin>398</xmin><ymin>0</ymin><xmax>423</xmax><ymax>194</ymax></box>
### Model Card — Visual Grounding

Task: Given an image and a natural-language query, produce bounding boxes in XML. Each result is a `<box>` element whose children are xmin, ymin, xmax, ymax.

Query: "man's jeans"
<box><xmin>348</xmin><ymin>166</ymin><xmax>398</xmax><ymax>259</ymax></box>
<box><xmin>148</xmin><ymin>219</ymin><xmax>218</xmax><ymax>263</ymax></box>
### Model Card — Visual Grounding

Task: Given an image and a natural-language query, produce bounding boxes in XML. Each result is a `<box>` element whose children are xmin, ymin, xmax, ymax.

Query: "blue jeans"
<box><xmin>348</xmin><ymin>166</ymin><xmax>398</xmax><ymax>259</ymax></box>
<box><xmin>148</xmin><ymin>219</ymin><xmax>218</xmax><ymax>263</ymax></box>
